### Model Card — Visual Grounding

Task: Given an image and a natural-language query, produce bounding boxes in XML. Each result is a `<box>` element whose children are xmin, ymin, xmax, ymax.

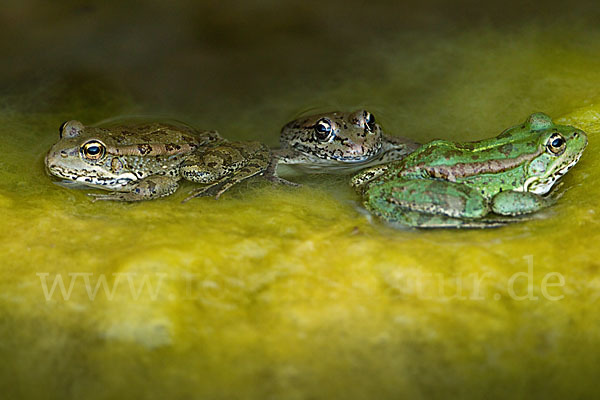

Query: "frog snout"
<box><xmin>44</xmin><ymin>150</ymin><xmax>56</xmax><ymax>166</ymax></box>
<box><xmin>570</xmin><ymin>130</ymin><xmax>588</xmax><ymax>150</ymax></box>
<box><xmin>350</xmin><ymin>110</ymin><xmax>370</xmax><ymax>129</ymax></box>
<box><xmin>347</xmin><ymin>141</ymin><xmax>370</xmax><ymax>156</ymax></box>
<box><xmin>44</xmin><ymin>150</ymin><xmax>60</xmax><ymax>175</ymax></box>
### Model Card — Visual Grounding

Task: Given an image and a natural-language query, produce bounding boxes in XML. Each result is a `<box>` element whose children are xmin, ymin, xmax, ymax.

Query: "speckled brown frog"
<box><xmin>45</xmin><ymin>120</ymin><xmax>271</xmax><ymax>201</ymax></box>
<box><xmin>266</xmin><ymin>109</ymin><xmax>420</xmax><ymax>182</ymax></box>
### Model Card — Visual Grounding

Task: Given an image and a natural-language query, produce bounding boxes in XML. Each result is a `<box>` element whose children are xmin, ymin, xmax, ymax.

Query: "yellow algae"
<box><xmin>3</xmin><ymin>3</ymin><xmax>600</xmax><ymax>399</ymax></box>
<box><xmin>2</xmin><ymin>105</ymin><xmax>600</xmax><ymax>397</ymax></box>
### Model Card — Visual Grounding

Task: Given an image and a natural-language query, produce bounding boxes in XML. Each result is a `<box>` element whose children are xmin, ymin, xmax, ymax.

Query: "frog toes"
<box><xmin>88</xmin><ymin>192</ymin><xmax>138</xmax><ymax>202</ymax></box>
<box><xmin>264</xmin><ymin>174</ymin><xmax>301</xmax><ymax>187</ymax></box>
<box><xmin>182</xmin><ymin>188</ymin><xmax>211</xmax><ymax>203</ymax></box>
<box><xmin>87</xmin><ymin>192</ymin><xmax>116</xmax><ymax>202</ymax></box>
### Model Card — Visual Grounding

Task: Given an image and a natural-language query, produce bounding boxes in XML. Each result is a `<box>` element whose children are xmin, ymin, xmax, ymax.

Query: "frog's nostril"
<box><xmin>60</xmin><ymin>151</ymin><xmax>68</xmax><ymax>158</ymax></box>
<box><xmin>349</xmin><ymin>143</ymin><xmax>366</xmax><ymax>155</ymax></box>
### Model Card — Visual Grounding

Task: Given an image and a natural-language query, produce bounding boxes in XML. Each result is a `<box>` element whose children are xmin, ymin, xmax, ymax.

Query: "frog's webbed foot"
<box><xmin>383</xmin><ymin>210</ymin><xmax>515</xmax><ymax>229</ymax></box>
<box><xmin>263</xmin><ymin>151</ymin><xmax>301</xmax><ymax>187</ymax></box>
<box><xmin>182</xmin><ymin>182</ymin><xmax>222</xmax><ymax>203</ymax></box>
<box><xmin>182</xmin><ymin>191</ymin><xmax>206</xmax><ymax>203</ymax></box>
<box><xmin>545</xmin><ymin>181</ymin><xmax>566</xmax><ymax>203</ymax></box>
<box><xmin>262</xmin><ymin>172</ymin><xmax>301</xmax><ymax>187</ymax></box>
<box><xmin>183</xmin><ymin>163</ymin><xmax>268</xmax><ymax>202</ymax></box>
<box><xmin>182</xmin><ymin>141</ymin><xmax>272</xmax><ymax>202</ymax></box>
<box><xmin>87</xmin><ymin>190</ymin><xmax>165</xmax><ymax>202</ymax></box>
<box><xmin>369</xmin><ymin>206</ymin><xmax>527</xmax><ymax>229</ymax></box>
<box><xmin>53</xmin><ymin>180</ymin><xmax>89</xmax><ymax>190</ymax></box>
<box><xmin>88</xmin><ymin>192</ymin><xmax>134</xmax><ymax>202</ymax></box>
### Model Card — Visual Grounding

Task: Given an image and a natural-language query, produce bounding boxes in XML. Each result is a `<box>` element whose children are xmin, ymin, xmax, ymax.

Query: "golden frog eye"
<box><xmin>81</xmin><ymin>140</ymin><xmax>106</xmax><ymax>160</ymax></box>
<box><xmin>314</xmin><ymin>118</ymin><xmax>334</xmax><ymax>142</ymax></box>
<box><xmin>546</xmin><ymin>133</ymin><xmax>566</xmax><ymax>155</ymax></box>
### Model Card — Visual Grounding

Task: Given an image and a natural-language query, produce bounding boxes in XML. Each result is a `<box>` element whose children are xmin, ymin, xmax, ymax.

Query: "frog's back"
<box><xmin>99</xmin><ymin>122</ymin><xmax>222</xmax><ymax>148</ymax></box>
<box><xmin>405</xmin><ymin>132</ymin><xmax>539</xmax><ymax>168</ymax></box>
<box><xmin>402</xmin><ymin>139</ymin><xmax>470</xmax><ymax>167</ymax></box>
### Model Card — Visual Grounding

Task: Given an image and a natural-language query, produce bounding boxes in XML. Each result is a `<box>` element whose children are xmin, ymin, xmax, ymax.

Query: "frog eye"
<box><xmin>546</xmin><ymin>133</ymin><xmax>566</xmax><ymax>155</ymax></box>
<box><xmin>314</xmin><ymin>118</ymin><xmax>334</xmax><ymax>142</ymax></box>
<box><xmin>364</xmin><ymin>111</ymin><xmax>376</xmax><ymax>131</ymax></box>
<box><xmin>81</xmin><ymin>140</ymin><xmax>106</xmax><ymax>160</ymax></box>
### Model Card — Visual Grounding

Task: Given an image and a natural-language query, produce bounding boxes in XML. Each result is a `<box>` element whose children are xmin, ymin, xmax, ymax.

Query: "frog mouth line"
<box><xmin>316</xmin><ymin>151</ymin><xmax>383</xmax><ymax>164</ymax></box>
<box><xmin>330</xmin><ymin>155</ymin><xmax>374</xmax><ymax>163</ymax></box>
<box><xmin>296</xmin><ymin>141</ymin><xmax>382</xmax><ymax>164</ymax></box>
<box><xmin>48</xmin><ymin>166</ymin><xmax>136</xmax><ymax>189</ymax></box>
<box><xmin>525</xmin><ymin>152</ymin><xmax>583</xmax><ymax>194</ymax></box>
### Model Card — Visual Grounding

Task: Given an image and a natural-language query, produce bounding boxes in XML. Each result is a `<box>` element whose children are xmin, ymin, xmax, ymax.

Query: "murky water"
<box><xmin>2</xmin><ymin>1</ymin><xmax>600</xmax><ymax>398</ymax></box>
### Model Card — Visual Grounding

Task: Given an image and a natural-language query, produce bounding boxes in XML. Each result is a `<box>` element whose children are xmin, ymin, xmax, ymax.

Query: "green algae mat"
<box><xmin>2</xmin><ymin>1</ymin><xmax>600</xmax><ymax>399</ymax></box>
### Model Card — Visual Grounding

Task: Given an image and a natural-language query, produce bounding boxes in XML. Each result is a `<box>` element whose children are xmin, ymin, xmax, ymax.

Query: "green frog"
<box><xmin>266</xmin><ymin>110</ymin><xmax>420</xmax><ymax>183</ymax></box>
<box><xmin>45</xmin><ymin>120</ymin><xmax>271</xmax><ymax>201</ymax></box>
<box><xmin>351</xmin><ymin>113</ymin><xmax>588</xmax><ymax>228</ymax></box>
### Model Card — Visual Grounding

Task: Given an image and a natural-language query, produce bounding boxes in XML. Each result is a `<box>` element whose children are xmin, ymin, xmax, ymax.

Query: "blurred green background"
<box><xmin>1</xmin><ymin>1</ymin><xmax>600</xmax><ymax>399</ymax></box>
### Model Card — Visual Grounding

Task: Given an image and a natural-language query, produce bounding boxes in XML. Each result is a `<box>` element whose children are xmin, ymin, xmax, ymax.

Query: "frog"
<box><xmin>45</xmin><ymin>120</ymin><xmax>271</xmax><ymax>202</ymax></box>
<box><xmin>265</xmin><ymin>109</ymin><xmax>420</xmax><ymax>183</ymax></box>
<box><xmin>351</xmin><ymin>113</ymin><xmax>587</xmax><ymax>228</ymax></box>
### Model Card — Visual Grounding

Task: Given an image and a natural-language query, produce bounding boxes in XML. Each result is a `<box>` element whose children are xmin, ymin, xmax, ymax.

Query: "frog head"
<box><xmin>280</xmin><ymin>110</ymin><xmax>384</xmax><ymax>164</ymax></box>
<box><xmin>523</xmin><ymin>115</ymin><xmax>588</xmax><ymax>195</ymax></box>
<box><xmin>45</xmin><ymin>121</ymin><xmax>137</xmax><ymax>189</ymax></box>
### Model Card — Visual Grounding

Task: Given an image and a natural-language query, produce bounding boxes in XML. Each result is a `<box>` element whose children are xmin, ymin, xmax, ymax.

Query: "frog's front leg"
<box><xmin>364</xmin><ymin>179</ymin><xmax>491</xmax><ymax>223</ymax></box>
<box><xmin>262</xmin><ymin>149</ymin><xmax>302</xmax><ymax>187</ymax></box>
<box><xmin>387</xmin><ymin>210</ymin><xmax>512</xmax><ymax>229</ymax></box>
<box><xmin>380</xmin><ymin>134</ymin><xmax>421</xmax><ymax>161</ymax></box>
<box><xmin>203</xmin><ymin>162</ymin><xmax>265</xmax><ymax>200</ymax></box>
<box><xmin>88</xmin><ymin>176</ymin><xmax>180</xmax><ymax>202</ymax></box>
<box><xmin>490</xmin><ymin>190</ymin><xmax>555</xmax><ymax>216</ymax></box>
<box><xmin>350</xmin><ymin>164</ymin><xmax>391</xmax><ymax>194</ymax></box>
<box><xmin>181</xmin><ymin>141</ymin><xmax>270</xmax><ymax>201</ymax></box>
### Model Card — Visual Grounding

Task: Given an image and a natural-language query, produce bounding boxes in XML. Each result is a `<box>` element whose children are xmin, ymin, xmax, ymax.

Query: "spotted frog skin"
<box><xmin>265</xmin><ymin>110</ymin><xmax>420</xmax><ymax>182</ymax></box>
<box><xmin>45</xmin><ymin>120</ymin><xmax>271</xmax><ymax>201</ymax></box>
<box><xmin>351</xmin><ymin>113</ymin><xmax>587</xmax><ymax>228</ymax></box>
